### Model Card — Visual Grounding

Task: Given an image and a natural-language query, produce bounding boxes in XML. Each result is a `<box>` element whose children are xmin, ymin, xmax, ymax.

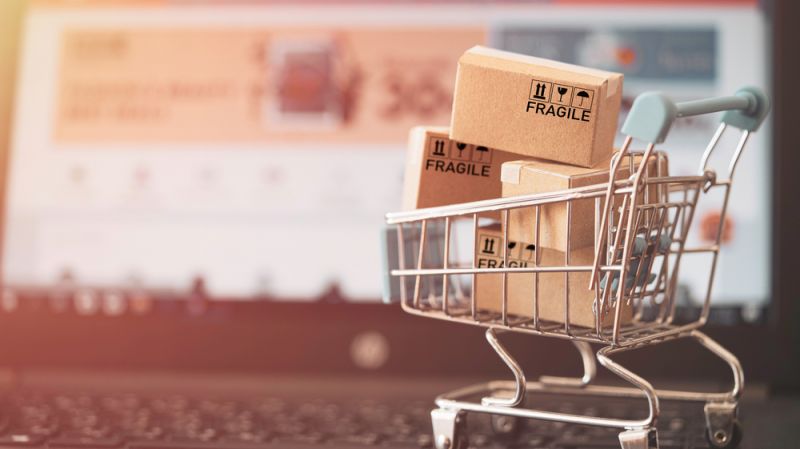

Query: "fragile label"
<box><xmin>425</xmin><ymin>136</ymin><xmax>495</xmax><ymax>178</ymax></box>
<box><xmin>525</xmin><ymin>79</ymin><xmax>595</xmax><ymax>123</ymax></box>
<box><xmin>476</xmin><ymin>232</ymin><xmax>537</xmax><ymax>268</ymax></box>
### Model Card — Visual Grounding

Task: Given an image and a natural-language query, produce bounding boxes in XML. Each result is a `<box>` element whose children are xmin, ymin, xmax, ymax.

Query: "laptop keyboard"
<box><xmin>0</xmin><ymin>390</ymin><xmax>719</xmax><ymax>448</ymax></box>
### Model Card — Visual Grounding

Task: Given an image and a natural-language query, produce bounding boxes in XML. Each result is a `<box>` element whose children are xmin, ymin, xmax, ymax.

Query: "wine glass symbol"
<box><xmin>507</xmin><ymin>241</ymin><xmax>517</xmax><ymax>258</ymax></box>
<box><xmin>557</xmin><ymin>87</ymin><xmax>568</xmax><ymax>102</ymax></box>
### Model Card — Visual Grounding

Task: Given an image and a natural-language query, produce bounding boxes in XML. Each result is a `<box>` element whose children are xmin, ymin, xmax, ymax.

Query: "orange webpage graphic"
<box><xmin>55</xmin><ymin>27</ymin><xmax>485</xmax><ymax>144</ymax></box>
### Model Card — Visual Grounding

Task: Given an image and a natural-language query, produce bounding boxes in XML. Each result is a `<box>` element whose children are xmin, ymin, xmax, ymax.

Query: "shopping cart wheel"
<box><xmin>706</xmin><ymin>418</ymin><xmax>742</xmax><ymax>448</ymax></box>
<box><xmin>489</xmin><ymin>414</ymin><xmax>520</xmax><ymax>439</ymax></box>
<box><xmin>704</xmin><ymin>402</ymin><xmax>742</xmax><ymax>448</ymax></box>
<box><xmin>431</xmin><ymin>408</ymin><xmax>468</xmax><ymax>449</ymax></box>
<box><xmin>618</xmin><ymin>428</ymin><xmax>658</xmax><ymax>449</ymax></box>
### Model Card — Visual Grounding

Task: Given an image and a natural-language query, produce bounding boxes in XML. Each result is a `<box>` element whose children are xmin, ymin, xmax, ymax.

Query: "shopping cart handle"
<box><xmin>621</xmin><ymin>86</ymin><xmax>770</xmax><ymax>144</ymax></box>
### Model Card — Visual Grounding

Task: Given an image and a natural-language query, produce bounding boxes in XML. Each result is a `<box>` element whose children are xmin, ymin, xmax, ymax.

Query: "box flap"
<box><xmin>511</xmin><ymin>157</ymin><xmax>612</xmax><ymax>182</ymax></box>
<box><xmin>501</xmin><ymin>160</ymin><xmax>527</xmax><ymax>184</ymax></box>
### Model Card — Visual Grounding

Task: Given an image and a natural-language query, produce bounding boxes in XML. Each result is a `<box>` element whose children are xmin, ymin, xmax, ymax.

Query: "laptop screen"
<box><xmin>2</xmin><ymin>2</ymin><xmax>771</xmax><ymax>314</ymax></box>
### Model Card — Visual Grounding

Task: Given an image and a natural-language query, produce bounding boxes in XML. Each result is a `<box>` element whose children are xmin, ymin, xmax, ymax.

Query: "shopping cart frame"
<box><xmin>385</xmin><ymin>87</ymin><xmax>769</xmax><ymax>449</ymax></box>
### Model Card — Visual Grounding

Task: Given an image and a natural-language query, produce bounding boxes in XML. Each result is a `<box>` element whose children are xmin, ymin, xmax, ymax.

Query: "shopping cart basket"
<box><xmin>383</xmin><ymin>87</ymin><xmax>769</xmax><ymax>449</ymax></box>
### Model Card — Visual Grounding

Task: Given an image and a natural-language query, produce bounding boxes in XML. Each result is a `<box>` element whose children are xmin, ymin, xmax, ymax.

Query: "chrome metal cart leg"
<box><xmin>690</xmin><ymin>331</ymin><xmax>744</xmax><ymax>402</ymax></box>
<box><xmin>431</xmin><ymin>408</ymin><xmax>467</xmax><ymax>449</ymax></box>
<box><xmin>482</xmin><ymin>329</ymin><xmax>597</xmax><ymax>405</ymax></box>
<box><xmin>596</xmin><ymin>346</ymin><xmax>660</xmax><ymax>449</ymax></box>
<box><xmin>691</xmin><ymin>331</ymin><xmax>744</xmax><ymax>448</ymax></box>
<box><xmin>481</xmin><ymin>328</ymin><xmax>526</xmax><ymax>407</ymax></box>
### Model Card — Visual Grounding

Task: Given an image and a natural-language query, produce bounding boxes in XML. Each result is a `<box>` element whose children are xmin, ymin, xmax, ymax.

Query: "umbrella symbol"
<box><xmin>576</xmin><ymin>90</ymin><xmax>590</xmax><ymax>107</ymax></box>
<box><xmin>474</xmin><ymin>146</ymin><xmax>489</xmax><ymax>161</ymax></box>
<box><xmin>525</xmin><ymin>244</ymin><xmax>536</xmax><ymax>259</ymax></box>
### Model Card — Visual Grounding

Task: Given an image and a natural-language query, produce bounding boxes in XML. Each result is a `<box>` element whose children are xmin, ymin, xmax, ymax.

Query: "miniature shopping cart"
<box><xmin>383</xmin><ymin>87</ymin><xmax>769</xmax><ymax>449</ymax></box>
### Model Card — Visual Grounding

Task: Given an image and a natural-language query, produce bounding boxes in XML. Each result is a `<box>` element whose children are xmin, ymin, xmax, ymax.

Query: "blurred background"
<box><xmin>0</xmin><ymin>0</ymin><xmax>779</xmax><ymax>315</ymax></box>
<box><xmin>0</xmin><ymin>4</ymin><xmax>799</xmax><ymax>448</ymax></box>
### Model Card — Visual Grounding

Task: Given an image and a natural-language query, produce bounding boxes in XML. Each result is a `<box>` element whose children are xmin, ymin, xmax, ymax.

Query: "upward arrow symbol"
<box><xmin>533</xmin><ymin>83</ymin><xmax>547</xmax><ymax>100</ymax></box>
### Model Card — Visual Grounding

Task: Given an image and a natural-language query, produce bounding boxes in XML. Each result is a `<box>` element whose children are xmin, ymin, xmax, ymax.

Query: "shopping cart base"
<box><xmin>432</xmin><ymin>387</ymin><xmax>742</xmax><ymax>449</ymax></box>
<box><xmin>432</xmin><ymin>401</ymin><xmax>661</xmax><ymax>449</ymax></box>
<box><xmin>433</xmin><ymin>383</ymin><xmax>662</xmax><ymax>449</ymax></box>
<box><xmin>427</xmin><ymin>328</ymin><xmax>744</xmax><ymax>449</ymax></box>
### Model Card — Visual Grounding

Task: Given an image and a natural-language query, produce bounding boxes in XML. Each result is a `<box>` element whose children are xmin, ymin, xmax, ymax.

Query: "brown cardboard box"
<box><xmin>502</xmin><ymin>157</ymin><xmax>612</xmax><ymax>253</ymax></box>
<box><xmin>450</xmin><ymin>46</ymin><xmax>624</xmax><ymax>168</ymax></box>
<box><xmin>402</xmin><ymin>126</ymin><xmax>522</xmax><ymax>210</ymax></box>
<box><xmin>501</xmin><ymin>152</ymin><xmax>668</xmax><ymax>252</ymax></box>
<box><xmin>473</xmin><ymin>225</ymin><xmax>633</xmax><ymax>328</ymax></box>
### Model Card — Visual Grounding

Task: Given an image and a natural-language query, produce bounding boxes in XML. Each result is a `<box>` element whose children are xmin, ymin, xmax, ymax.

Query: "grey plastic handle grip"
<box><xmin>621</xmin><ymin>86</ymin><xmax>770</xmax><ymax>144</ymax></box>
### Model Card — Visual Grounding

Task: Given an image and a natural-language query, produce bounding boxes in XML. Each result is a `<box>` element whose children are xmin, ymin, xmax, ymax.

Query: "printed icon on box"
<box><xmin>480</xmin><ymin>235</ymin><xmax>500</xmax><ymax>256</ymax></box>
<box><xmin>506</xmin><ymin>241</ymin><xmax>518</xmax><ymax>259</ymax></box>
<box><xmin>430</xmin><ymin>138</ymin><xmax>448</xmax><ymax>157</ymax></box>
<box><xmin>529</xmin><ymin>79</ymin><xmax>553</xmax><ymax>102</ymax></box>
<box><xmin>452</xmin><ymin>142</ymin><xmax>472</xmax><ymax>161</ymax></box>
<box><xmin>471</xmin><ymin>145</ymin><xmax>491</xmax><ymax>163</ymax></box>
<box><xmin>571</xmin><ymin>89</ymin><xmax>594</xmax><ymax>110</ymax></box>
<box><xmin>524</xmin><ymin>244</ymin><xmax>536</xmax><ymax>260</ymax></box>
<box><xmin>552</xmin><ymin>84</ymin><xmax>573</xmax><ymax>106</ymax></box>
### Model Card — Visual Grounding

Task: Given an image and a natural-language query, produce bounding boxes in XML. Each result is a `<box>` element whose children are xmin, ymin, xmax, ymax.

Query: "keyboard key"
<box><xmin>272</xmin><ymin>432</ymin><xmax>325</xmax><ymax>445</ymax></box>
<box><xmin>48</xmin><ymin>436</ymin><xmax>123</xmax><ymax>448</ymax></box>
<box><xmin>218</xmin><ymin>431</ymin><xmax>270</xmax><ymax>444</ymax></box>
<box><xmin>416</xmin><ymin>433</ymin><xmax>433</xmax><ymax>448</ymax></box>
<box><xmin>0</xmin><ymin>434</ymin><xmax>44</xmax><ymax>446</ymax></box>
<box><xmin>668</xmin><ymin>417</ymin><xmax>687</xmax><ymax>432</ymax></box>
<box><xmin>327</xmin><ymin>432</ymin><xmax>381</xmax><ymax>446</ymax></box>
<box><xmin>515</xmin><ymin>433</ymin><xmax>547</xmax><ymax>447</ymax></box>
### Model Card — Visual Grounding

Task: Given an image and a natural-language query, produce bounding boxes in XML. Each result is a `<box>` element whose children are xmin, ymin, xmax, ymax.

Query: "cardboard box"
<box><xmin>501</xmin><ymin>152</ymin><xmax>668</xmax><ymax>253</ymax></box>
<box><xmin>473</xmin><ymin>225</ymin><xmax>633</xmax><ymax>328</ymax></box>
<box><xmin>450</xmin><ymin>46</ymin><xmax>624</xmax><ymax>168</ymax></box>
<box><xmin>402</xmin><ymin>126</ymin><xmax>522</xmax><ymax>210</ymax></box>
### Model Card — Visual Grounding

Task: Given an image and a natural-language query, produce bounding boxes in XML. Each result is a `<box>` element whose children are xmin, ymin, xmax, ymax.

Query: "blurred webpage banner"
<box><xmin>5</xmin><ymin>4</ymin><xmax>767</xmax><ymax>305</ymax></box>
<box><xmin>55</xmin><ymin>28</ymin><xmax>476</xmax><ymax>143</ymax></box>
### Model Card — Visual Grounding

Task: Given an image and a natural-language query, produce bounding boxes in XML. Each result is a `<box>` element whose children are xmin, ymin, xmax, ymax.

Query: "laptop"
<box><xmin>0</xmin><ymin>1</ymin><xmax>797</xmax><ymax>449</ymax></box>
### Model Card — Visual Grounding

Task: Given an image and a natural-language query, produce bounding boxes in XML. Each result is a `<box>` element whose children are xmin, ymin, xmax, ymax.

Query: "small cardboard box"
<box><xmin>450</xmin><ymin>46</ymin><xmax>624</xmax><ymax>168</ymax></box>
<box><xmin>501</xmin><ymin>152</ymin><xmax>668</xmax><ymax>253</ymax></box>
<box><xmin>473</xmin><ymin>225</ymin><xmax>633</xmax><ymax>328</ymax></box>
<box><xmin>402</xmin><ymin>126</ymin><xmax>522</xmax><ymax>210</ymax></box>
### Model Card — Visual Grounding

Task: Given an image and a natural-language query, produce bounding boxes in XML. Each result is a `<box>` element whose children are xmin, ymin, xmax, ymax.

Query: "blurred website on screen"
<box><xmin>3</xmin><ymin>3</ymin><xmax>768</xmax><ymax>305</ymax></box>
